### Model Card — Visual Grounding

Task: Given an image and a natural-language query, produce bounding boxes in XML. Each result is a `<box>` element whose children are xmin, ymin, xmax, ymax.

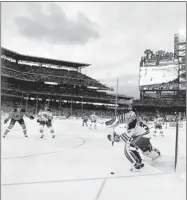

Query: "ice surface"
<box><xmin>1</xmin><ymin>118</ymin><xmax>186</xmax><ymax>200</ymax></box>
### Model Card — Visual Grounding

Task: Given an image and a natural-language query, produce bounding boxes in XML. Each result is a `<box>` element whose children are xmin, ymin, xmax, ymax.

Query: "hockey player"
<box><xmin>3</xmin><ymin>105</ymin><xmax>34</xmax><ymax>138</ymax></box>
<box><xmin>106</xmin><ymin>110</ymin><xmax>161</xmax><ymax>171</ymax></box>
<box><xmin>82</xmin><ymin>113</ymin><xmax>88</xmax><ymax>127</ymax></box>
<box><xmin>89</xmin><ymin>112</ymin><xmax>97</xmax><ymax>129</ymax></box>
<box><xmin>153</xmin><ymin>114</ymin><xmax>164</xmax><ymax>137</ymax></box>
<box><xmin>37</xmin><ymin>105</ymin><xmax>55</xmax><ymax>138</ymax></box>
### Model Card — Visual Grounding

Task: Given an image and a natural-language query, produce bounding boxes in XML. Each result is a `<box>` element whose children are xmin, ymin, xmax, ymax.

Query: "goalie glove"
<box><xmin>107</xmin><ymin>133</ymin><xmax>120</xmax><ymax>143</ymax></box>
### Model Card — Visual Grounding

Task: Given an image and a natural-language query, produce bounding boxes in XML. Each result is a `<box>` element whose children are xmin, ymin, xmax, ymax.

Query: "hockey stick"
<box><xmin>59</xmin><ymin>112</ymin><xmax>71</xmax><ymax>119</ymax></box>
<box><xmin>112</xmin><ymin>127</ymin><xmax>115</xmax><ymax>146</ymax></box>
<box><xmin>64</xmin><ymin>113</ymin><xmax>71</xmax><ymax>119</ymax></box>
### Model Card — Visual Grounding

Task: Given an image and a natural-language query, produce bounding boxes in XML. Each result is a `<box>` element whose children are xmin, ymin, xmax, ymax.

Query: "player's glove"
<box><xmin>30</xmin><ymin>115</ymin><xmax>34</xmax><ymax>120</ymax></box>
<box><xmin>107</xmin><ymin>133</ymin><xmax>120</xmax><ymax>143</ymax></box>
<box><xmin>4</xmin><ymin>118</ymin><xmax>8</xmax><ymax>124</ymax></box>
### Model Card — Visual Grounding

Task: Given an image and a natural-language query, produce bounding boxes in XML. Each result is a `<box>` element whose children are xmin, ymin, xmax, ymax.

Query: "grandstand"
<box><xmin>1</xmin><ymin>47</ymin><xmax>132</xmax><ymax>117</ymax></box>
<box><xmin>132</xmin><ymin>34</ymin><xmax>186</xmax><ymax>117</ymax></box>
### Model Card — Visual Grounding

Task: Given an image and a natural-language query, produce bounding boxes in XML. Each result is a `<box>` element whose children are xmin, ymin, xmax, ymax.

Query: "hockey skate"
<box><xmin>24</xmin><ymin>134</ymin><xmax>28</xmax><ymax>137</ymax></box>
<box><xmin>40</xmin><ymin>134</ymin><xmax>44</xmax><ymax>138</ymax></box>
<box><xmin>152</xmin><ymin>151</ymin><xmax>162</xmax><ymax>161</ymax></box>
<box><xmin>130</xmin><ymin>163</ymin><xmax>144</xmax><ymax>172</ymax></box>
<box><xmin>52</xmin><ymin>135</ymin><xmax>55</xmax><ymax>138</ymax></box>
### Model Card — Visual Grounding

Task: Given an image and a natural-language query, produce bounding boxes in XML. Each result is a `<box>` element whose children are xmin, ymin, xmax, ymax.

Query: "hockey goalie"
<box><xmin>105</xmin><ymin>110</ymin><xmax>161</xmax><ymax>171</ymax></box>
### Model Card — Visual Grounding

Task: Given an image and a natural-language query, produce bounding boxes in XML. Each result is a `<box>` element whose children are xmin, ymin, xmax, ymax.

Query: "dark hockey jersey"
<box><xmin>6</xmin><ymin>108</ymin><xmax>29</xmax><ymax>121</ymax></box>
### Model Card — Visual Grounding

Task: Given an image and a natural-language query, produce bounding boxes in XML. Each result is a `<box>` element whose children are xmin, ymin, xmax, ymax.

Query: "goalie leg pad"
<box><xmin>141</xmin><ymin>147</ymin><xmax>161</xmax><ymax>159</ymax></box>
<box><xmin>131</xmin><ymin>136</ymin><xmax>151</xmax><ymax>148</ymax></box>
<box><xmin>124</xmin><ymin>143</ymin><xmax>142</xmax><ymax>164</ymax></box>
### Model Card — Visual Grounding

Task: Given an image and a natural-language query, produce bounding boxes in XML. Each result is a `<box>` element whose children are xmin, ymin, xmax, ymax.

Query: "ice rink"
<box><xmin>1</xmin><ymin>118</ymin><xmax>186</xmax><ymax>200</ymax></box>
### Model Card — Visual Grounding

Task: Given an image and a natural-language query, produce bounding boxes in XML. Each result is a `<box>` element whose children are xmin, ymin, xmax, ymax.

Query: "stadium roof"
<box><xmin>107</xmin><ymin>93</ymin><xmax>133</xmax><ymax>100</ymax></box>
<box><xmin>1</xmin><ymin>47</ymin><xmax>91</xmax><ymax>69</ymax></box>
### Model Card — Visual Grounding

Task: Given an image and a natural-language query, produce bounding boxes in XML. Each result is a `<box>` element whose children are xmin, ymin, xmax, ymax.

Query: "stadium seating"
<box><xmin>1</xmin><ymin>49</ymin><xmax>132</xmax><ymax>116</ymax></box>
<box><xmin>133</xmin><ymin>98</ymin><xmax>185</xmax><ymax>107</ymax></box>
<box><xmin>1</xmin><ymin>59</ymin><xmax>109</xmax><ymax>89</ymax></box>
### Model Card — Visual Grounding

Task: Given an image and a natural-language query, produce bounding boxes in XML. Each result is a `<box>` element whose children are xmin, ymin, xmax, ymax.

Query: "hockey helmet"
<box><xmin>125</xmin><ymin>111</ymin><xmax>136</xmax><ymax>123</ymax></box>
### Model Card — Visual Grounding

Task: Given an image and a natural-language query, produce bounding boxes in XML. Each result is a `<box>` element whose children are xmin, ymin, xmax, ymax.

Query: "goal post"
<box><xmin>174</xmin><ymin>116</ymin><xmax>179</xmax><ymax>172</ymax></box>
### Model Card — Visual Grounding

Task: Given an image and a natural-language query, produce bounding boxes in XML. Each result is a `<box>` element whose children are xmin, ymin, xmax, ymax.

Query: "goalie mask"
<box><xmin>125</xmin><ymin>111</ymin><xmax>136</xmax><ymax>124</ymax></box>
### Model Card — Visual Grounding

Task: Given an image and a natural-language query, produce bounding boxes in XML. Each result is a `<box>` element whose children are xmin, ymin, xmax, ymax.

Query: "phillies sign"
<box><xmin>141</xmin><ymin>49</ymin><xmax>174</xmax><ymax>64</ymax></box>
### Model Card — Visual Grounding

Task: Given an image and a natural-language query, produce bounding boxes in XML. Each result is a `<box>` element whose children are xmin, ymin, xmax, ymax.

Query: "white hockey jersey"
<box><xmin>106</xmin><ymin>112</ymin><xmax>150</xmax><ymax>143</ymax></box>
<box><xmin>90</xmin><ymin>114</ymin><xmax>97</xmax><ymax>122</ymax></box>
<box><xmin>154</xmin><ymin>117</ymin><xmax>164</xmax><ymax>126</ymax></box>
<box><xmin>127</xmin><ymin>120</ymin><xmax>150</xmax><ymax>138</ymax></box>
<box><xmin>38</xmin><ymin>110</ymin><xmax>53</xmax><ymax>122</ymax></box>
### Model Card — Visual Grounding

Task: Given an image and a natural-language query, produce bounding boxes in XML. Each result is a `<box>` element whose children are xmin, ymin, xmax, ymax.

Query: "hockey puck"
<box><xmin>110</xmin><ymin>172</ymin><xmax>115</xmax><ymax>175</ymax></box>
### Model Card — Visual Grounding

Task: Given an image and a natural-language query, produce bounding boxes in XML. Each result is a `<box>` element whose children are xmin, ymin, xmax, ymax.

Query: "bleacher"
<box><xmin>1</xmin><ymin>47</ymin><xmax>132</xmax><ymax>116</ymax></box>
<box><xmin>1</xmin><ymin>59</ymin><xmax>111</xmax><ymax>89</ymax></box>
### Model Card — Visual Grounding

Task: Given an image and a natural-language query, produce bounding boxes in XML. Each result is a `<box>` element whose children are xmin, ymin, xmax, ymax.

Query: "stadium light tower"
<box><xmin>173</xmin><ymin>33</ymin><xmax>186</xmax><ymax>171</ymax></box>
<box><xmin>115</xmin><ymin>77</ymin><xmax>118</xmax><ymax>116</ymax></box>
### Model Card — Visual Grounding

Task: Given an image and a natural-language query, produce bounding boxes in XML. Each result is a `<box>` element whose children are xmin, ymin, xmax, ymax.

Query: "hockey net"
<box><xmin>147</xmin><ymin>120</ymin><xmax>185</xmax><ymax>173</ymax></box>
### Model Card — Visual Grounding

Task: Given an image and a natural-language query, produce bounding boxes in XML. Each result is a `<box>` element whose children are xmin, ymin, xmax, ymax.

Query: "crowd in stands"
<box><xmin>1</xmin><ymin>81</ymin><xmax>115</xmax><ymax>101</ymax></box>
<box><xmin>2</xmin><ymin>100</ymin><xmax>185</xmax><ymax>122</ymax></box>
<box><xmin>1</xmin><ymin>58</ymin><xmax>109</xmax><ymax>89</ymax></box>
<box><xmin>133</xmin><ymin>98</ymin><xmax>186</xmax><ymax>107</ymax></box>
<box><xmin>135</xmin><ymin>111</ymin><xmax>185</xmax><ymax>122</ymax></box>
<box><xmin>1</xmin><ymin>100</ymin><xmax>115</xmax><ymax>118</ymax></box>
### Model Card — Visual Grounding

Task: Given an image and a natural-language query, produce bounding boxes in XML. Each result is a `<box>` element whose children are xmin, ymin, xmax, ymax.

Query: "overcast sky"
<box><xmin>1</xmin><ymin>2</ymin><xmax>186</xmax><ymax>98</ymax></box>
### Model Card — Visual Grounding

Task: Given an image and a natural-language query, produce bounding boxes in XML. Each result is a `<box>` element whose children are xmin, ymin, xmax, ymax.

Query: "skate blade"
<box><xmin>130</xmin><ymin>167</ymin><xmax>143</xmax><ymax>172</ymax></box>
<box><xmin>152</xmin><ymin>154</ymin><xmax>163</xmax><ymax>161</ymax></box>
